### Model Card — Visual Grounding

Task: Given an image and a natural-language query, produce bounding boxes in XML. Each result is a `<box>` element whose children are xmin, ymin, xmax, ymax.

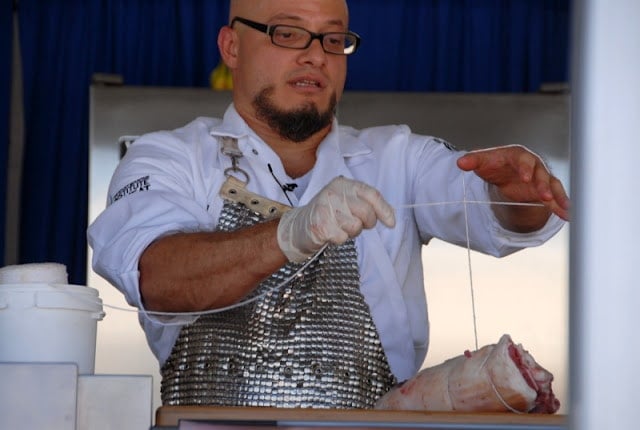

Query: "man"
<box><xmin>88</xmin><ymin>0</ymin><xmax>570</xmax><ymax>409</ymax></box>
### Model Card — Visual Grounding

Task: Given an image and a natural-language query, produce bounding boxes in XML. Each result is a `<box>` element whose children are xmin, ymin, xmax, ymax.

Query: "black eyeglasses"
<box><xmin>231</xmin><ymin>16</ymin><xmax>361</xmax><ymax>56</ymax></box>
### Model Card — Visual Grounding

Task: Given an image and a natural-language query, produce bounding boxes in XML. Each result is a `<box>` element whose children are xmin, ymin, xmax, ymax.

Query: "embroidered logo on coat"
<box><xmin>433</xmin><ymin>137</ymin><xmax>456</xmax><ymax>151</ymax></box>
<box><xmin>111</xmin><ymin>176</ymin><xmax>150</xmax><ymax>202</ymax></box>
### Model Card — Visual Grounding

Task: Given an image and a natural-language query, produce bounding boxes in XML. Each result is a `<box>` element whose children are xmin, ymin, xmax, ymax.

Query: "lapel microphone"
<box><xmin>267</xmin><ymin>164</ymin><xmax>296</xmax><ymax>205</ymax></box>
<box><xmin>281</xmin><ymin>183</ymin><xmax>298</xmax><ymax>192</ymax></box>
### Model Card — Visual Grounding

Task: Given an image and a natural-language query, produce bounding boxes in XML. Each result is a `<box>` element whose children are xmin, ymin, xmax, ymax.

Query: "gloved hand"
<box><xmin>277</xmin><ymin>176</ymin><xmax>396</xmax><ymax>262</ymax></box>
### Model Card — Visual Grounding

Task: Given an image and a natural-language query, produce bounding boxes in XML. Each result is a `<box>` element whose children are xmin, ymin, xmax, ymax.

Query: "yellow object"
<box><xmin>210</xmin><ymin>61</ymin><xmax>233</xmax><ymax>90</ymax></box>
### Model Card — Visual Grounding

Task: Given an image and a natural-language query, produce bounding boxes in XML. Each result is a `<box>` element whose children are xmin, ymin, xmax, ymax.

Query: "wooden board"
<box><xmin>156</xmin><ymin>406</ymin><xmax>566</xmax><ymax>428</ymax></box>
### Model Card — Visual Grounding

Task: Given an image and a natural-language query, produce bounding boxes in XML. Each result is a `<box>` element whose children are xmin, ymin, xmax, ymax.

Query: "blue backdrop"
<box><xmin>8</xmin><ymin>0</ymin><xmax>570</xmax><ymax>284</ymax></box>
<box><xmin>0</xmin><ymin>2</ymin><xmax>12</xmax><ymax>265</ymax></box>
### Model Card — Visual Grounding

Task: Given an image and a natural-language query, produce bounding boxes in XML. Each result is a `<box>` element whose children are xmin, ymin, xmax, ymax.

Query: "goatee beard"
<box><xmin>252</xmin><ymin>87</ymin><xmax>337</xmax><ymax>143</ymax></box>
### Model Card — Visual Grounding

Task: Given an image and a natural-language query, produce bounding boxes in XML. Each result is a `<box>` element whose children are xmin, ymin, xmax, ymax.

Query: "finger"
<box><xmin>334</xmin><ymin>210</ymin><xmax>365</xmax><ymax>239</ymax></box>
<box><xmin>550</xmin><ymin>178</ymin><xmax>571</xmax><ymax>220</ymax></box>
<box><xmin>543</xmin><ymin>198</ymin><xmax>570</xmax><ymax>222</ymax></box>
<box><xmin>516</xmin><ymin>149</ymin><xmax>539</xmax><ymax>183</ymax></box>
<box><xmin>532</xmin><ymin>162</ymin><xmax>555</xmax><ymax>202</ymax></box>
<box><xmin>456</xmin><ymin>152</ymin><xmax>482</xmax><ymax>172</ymax></box>
<box><xmin>326</xmin><ymin>177</ymin><xmax>378</xmax><ymax>228</ymax></box>
<box><xmin>458</xmin><ymin>145</ymin><xmax>520</xmax><ymax>171</ymax></box>
<box><xmin>353</xmin><ymin>182</ymin><xmax>396</xmax><ymax>228</ymax></box>
<box><xmin>530</xmin><ymin>157</ymin><xmax>570</xmax><ymax>204</ymax></box>
<box><xmin>533</xmin><ymin>177</ymin><xmax>570</xmax><ymax>221</ymax></box>
<box><xmin>310</xmin><ymin>210</ymin><xmax>351</xmax><ymax>245</ymax></box>
<box><xmin>550</xmin><ymin>178</ymin><xmax>571</xmax><ymax>209</ymax></box>
<box><xmin>348</xmin><ymin>197</ymin><xmax>380</xmax><ymax>229</ymax></box>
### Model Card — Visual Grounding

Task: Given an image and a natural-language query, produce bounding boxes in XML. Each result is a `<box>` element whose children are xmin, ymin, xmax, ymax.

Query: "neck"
<box><xmin>277</xmin><ymin>146</ymin><xmax>318</xmax><ymax>179</ymax></box>
<box><xmin>267</xmin><ymin>132</ymin><xmax>322</xmax><ymax>178</ymax></box>
<box><xmin>240</xmin><ymin>111</ymin><xmax>331</xmax><ymax>178</ymax></box>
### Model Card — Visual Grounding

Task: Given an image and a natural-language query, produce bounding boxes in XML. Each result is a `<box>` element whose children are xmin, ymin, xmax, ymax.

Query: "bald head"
<box><xmin>228</xmin><ymin>0</ymin><xmax>242</xmax><ymax>20</ymax></box>
<box><xmin>229</xmin><ymin>0</ymin><xmax>349</xmax><ymax>23</ymax></box>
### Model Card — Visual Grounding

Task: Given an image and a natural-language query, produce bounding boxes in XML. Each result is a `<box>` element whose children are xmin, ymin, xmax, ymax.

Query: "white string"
<box><xmin>71</xmin><ymin>198</ymin><xmax>544</xmax><ymax>325</ymax></box>
<box><xmin>489</xmin><ymin>378</ymin><xmax>527</xmax><ymax>414</ymax></box>
<box><xmin>53</xmin><ymin>244</ymin><xmax>328</xmax><ymax>325</ymax></box>
<box><xmin>403</xmin><ymin>195</ymin><xmax>544</xmax><ymax>351</ymax></box>
<box><xmin>478</xmin><ymin>346</ymin><xmax>526</xmax><ymax>414</ymax></box>
<box><xmin>461</xmin><ymin>175</ymin><xmax>479</xmax><ymax>351</ymax></box>
<box><xmin>400</xmin><ymin>201</ymin><xmax>544</xmax><ymax>209</ymax></box>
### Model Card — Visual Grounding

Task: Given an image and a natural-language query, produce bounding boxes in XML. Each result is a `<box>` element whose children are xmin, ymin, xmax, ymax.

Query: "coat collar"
<box><xmin>208</xmin><ymin>104</ymin><xmax>373</xmax><ymax>205</ymax></box>
<box><xmin>209</xmin><ymin>104</ymin><xmax>372</xmax><ymax>159</ymax></box>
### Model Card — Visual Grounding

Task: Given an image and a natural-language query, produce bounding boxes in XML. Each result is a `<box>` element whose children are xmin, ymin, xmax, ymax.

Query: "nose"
<box><xmin>308</xmin><ymin>34</ymin><xmax>326</xmax><ymax>50</ymax></box>
<box><xmin>299</xmin><ymin>37</ymin><xmax>327</xmax><ymax>66</ymax></box>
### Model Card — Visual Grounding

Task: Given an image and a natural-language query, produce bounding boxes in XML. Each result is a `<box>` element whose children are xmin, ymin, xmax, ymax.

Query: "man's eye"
<box><xmin>276</xmin><ymin>31</ymin><xmax>294</xmax><ymax>39</ymax></box>
<box><xmin>326</xmin><ymin>36</ymin><xmax>345</xmax><ymax>47</ymax></box>
<box><xmin>274</xmin><ymin>27</ymin><xmax>305</xmax><ymax>44</ymax></box>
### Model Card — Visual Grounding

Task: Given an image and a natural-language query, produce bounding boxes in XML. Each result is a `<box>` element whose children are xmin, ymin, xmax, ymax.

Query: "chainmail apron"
<box><xmin>161</xmin><ymin>174</ymin><xmax>397</xmax><ymax>408</ymax></box>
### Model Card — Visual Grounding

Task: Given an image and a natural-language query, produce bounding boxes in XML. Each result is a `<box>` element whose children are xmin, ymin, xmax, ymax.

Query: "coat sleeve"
<box><xmin>407</xmin><ymin>134</ymin><xmax>565</xmax><ymax>257</ymax></box>
<box><xmin>87</xmin><ymin>122</ymin><xmax>223</xmax><ymax>327</ymax></box>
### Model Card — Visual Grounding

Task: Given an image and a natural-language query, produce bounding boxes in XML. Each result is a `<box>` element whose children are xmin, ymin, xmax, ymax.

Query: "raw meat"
<box><xmin>374</xmin><ymin>334</ymin><xmax>560</xmax><ymax>413</ymax></box>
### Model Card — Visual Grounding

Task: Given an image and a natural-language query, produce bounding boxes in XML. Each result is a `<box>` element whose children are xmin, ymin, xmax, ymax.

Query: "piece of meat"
<box><xmin>374</xmin><ymin>334</ymin><xmax>560</xmax><ymax>414</ymax></box>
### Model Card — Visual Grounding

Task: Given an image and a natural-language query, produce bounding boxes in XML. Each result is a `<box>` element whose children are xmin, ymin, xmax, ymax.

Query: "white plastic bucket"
<box><xmin>0</xmin><ymin>283</ymin><xmax>105</xmax><ymax>374</ymax></box>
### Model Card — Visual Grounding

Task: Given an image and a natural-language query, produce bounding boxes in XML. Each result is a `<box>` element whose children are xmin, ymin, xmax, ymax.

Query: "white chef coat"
<box><xmin>87</xmin><ymin>104</ymin><xmax>564</xmax><ymax>382</ymax></box>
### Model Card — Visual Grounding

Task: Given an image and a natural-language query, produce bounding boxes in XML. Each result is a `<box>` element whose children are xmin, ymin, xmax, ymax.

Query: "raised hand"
<box><xmin>457</xmin><ymin>145</ymin><xmax>570</xmax><ymax>227</ymax></box>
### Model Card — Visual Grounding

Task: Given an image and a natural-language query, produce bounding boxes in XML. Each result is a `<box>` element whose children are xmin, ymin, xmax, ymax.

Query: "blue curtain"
<box><xmin>19</xmin><ymin>1</ymin><xmax>91</xmax><ymax>283</ymax></box>
<box><xmin>0</xmin><ymin>2</ymin><xmax>12</xmax><ymax>265</ymax></box>
<box><xmin>346</xmin><ymin>0</ymin><xmax>569</xmax><ymax>91</ymax></box>
<box><xmin>88</xmin><ymin>1</ymin><xmax>227</xmax><ymax>86</ymax></box>
<box><xmin>18</xmin><ymin>0</ymin><xmax>228</xmax><ymax>283</ymax></box>
<box><xmin>17</xmin><ymin>0</ymin><xmax>569</xmax><ymax>284</ymax></box>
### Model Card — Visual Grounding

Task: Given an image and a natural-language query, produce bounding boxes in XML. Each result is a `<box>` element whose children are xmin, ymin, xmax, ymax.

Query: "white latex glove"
<box><xmin>277</xmin><ymin>176</ymin><xmax>396</xmax><ymax>262</ymax></box>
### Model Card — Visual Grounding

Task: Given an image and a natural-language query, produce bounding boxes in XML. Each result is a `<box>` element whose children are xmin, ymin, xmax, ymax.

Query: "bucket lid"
<box><xmin>0</xmin><ymin>283</ymin><xmax>105</xmax><ymax>318</ymax></box>
<box><xmin>0</xmin><ymin>263</ymin><xmax>68</xmax><ymax>285</ymax></box>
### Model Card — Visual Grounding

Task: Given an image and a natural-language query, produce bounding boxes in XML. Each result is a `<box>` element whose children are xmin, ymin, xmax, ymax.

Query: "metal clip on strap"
<box><xmin>221</xmin><ymin>137</ymin><xmax>249</xmax><ymax>183</ymax></box>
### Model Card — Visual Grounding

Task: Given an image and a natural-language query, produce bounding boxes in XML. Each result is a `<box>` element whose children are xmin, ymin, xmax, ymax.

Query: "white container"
<box><xmin>0</xmin><ymin>283</ymin><xmax>105</xmax><ymax>374</ymax></box>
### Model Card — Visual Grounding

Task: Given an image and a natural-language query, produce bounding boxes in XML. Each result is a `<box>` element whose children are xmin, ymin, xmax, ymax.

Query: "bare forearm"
<box><xmin>489</xmin><ymin>184</ymin><xmax>551</xmax><ymax>233</ymax></box>
<box><xmin>139</xmin><ymin>219</ymin><xmax>287</xmax><ymax>312</ymax></box>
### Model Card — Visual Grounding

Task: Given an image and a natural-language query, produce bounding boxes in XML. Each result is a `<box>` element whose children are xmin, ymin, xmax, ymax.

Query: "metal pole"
<box><xmin>570</xmin><ymin>0</ymin><xmax>640</xmax><ymax>429</ymax></box>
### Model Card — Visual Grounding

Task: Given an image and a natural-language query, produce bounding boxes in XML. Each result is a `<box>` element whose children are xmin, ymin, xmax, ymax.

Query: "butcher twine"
<box><xmin>160</xmin><ymin>195</ymin><xmax>397</xmax><ymax>408</ymax></box>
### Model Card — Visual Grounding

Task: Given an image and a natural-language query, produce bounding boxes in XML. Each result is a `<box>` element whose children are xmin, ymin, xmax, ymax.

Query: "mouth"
<box><xmin>288</xmin><ymin>76</ymin><xmax>326</xmax><ymax>90</ymax></box>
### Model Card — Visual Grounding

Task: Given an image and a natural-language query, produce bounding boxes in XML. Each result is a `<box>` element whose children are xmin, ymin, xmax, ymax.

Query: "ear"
<box><xmin>217</xmin><ymin>26</ymin><xmax>238</xmax><ymax>68</ymax></box>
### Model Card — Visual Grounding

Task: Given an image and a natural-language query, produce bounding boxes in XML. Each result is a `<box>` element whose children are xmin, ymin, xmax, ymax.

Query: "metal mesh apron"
<box><xmin>160</xmin><ymin>193</ymin><xmax>397</xmax><ymax>408</ymax></box>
